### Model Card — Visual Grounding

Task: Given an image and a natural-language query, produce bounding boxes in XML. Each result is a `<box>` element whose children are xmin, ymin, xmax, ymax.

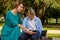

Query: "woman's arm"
<box><xmin>18</xmin><ymin>24</ymin><xmax>36</xmax><ymax>35</ymax></box>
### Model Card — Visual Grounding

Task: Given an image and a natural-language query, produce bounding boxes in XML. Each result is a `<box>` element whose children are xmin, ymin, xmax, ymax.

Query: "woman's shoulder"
<box><xmin>6</xmin><ymin>10</ymin><xmax>11</xmax><ymax>15</ymax></box>
<box><xmin>35</xmin><ymin>17</ymin><xmax>41</xmax><ymax>21</ymax></box>
<box><xmin>7</xmin><ymin>10</ymin><xmax>11</xmax><ymax>13</ymax></box>
<box><xmin>6</xmin><ymin>10</ymin><xmax>13</xmax><ymax>17</ymax></box>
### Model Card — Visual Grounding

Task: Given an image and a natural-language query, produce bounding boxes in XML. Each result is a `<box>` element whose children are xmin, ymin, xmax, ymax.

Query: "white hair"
<box><xmin>28</xmin><ymin>8</ymin><xmax>36</xmax><ymax>16</ymax></box>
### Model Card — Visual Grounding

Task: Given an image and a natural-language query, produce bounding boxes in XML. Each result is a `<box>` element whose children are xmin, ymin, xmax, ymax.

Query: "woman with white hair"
<box><xmin>19</xmin><ymin>8</ymin><xmax>43</xmax><ymax>40</ymax></box>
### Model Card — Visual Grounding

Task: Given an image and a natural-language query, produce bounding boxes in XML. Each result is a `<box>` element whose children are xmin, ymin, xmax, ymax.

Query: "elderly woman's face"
<box><xmin>17</xmin><ymin>4</ymin><xmax>25</xmax><ymax>12</ymax></box>
<box><xmin>28</xmin><ymin>11</ymin><xmax>34</xmax><ymax>20</ymax></box>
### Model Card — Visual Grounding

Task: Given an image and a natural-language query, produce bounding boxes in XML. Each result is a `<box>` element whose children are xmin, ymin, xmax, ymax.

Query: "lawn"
<box><xmin>47</xmin><ymin>34</ymin><xmax>60</xmax><ymax>38</ymax></box>
<box><xmin>0</xmin><ymin>23</ymin><xmax>4</xmax><ymax>27</ymax></box>
<box><xmin>43</xmin><ymin>25</ymin><xmax>60</xmax><ymax>30</ymax></box>
<box><xmin>43</xmin><ymin>27</ymin><xmax>60</xmax><ymax>30</ymax></box>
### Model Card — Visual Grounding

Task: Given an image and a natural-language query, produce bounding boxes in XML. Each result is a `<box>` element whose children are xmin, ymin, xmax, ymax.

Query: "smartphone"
<box><xmin>32</xmin><ymin>30</ymin><xmax>37</xmax><ymax>32</ymax></box>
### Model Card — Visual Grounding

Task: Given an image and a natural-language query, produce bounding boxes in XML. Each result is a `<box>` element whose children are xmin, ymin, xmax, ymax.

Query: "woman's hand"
<box><xmin>18</xmin><ymin>24</ymin><xmax>36</xmax><ymax>35</ymax></box>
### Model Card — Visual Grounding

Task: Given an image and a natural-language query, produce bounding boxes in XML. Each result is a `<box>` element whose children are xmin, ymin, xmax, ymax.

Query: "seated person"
<box><xmin>19</xmin><ymin>8</ymin><xmax>43</xmax><ymax>40</ymax></box>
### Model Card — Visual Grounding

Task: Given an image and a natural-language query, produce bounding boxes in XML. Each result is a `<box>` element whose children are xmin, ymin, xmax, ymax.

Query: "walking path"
<box><xmin>47</xmin><ymin>30</ymin><xmax>60</xmax><ymax>34</ymax></box>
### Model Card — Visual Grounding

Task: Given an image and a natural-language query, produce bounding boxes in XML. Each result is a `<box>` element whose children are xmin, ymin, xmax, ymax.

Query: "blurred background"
<box><xmin>0</xmin><ymin>0</ymin><xmax>60</xmax><ymax>39</ymax></box>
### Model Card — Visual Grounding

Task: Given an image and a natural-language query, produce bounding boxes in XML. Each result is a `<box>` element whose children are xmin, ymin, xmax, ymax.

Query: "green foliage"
<box><xmin>23</xmin><ymin>0</ymin><xmax>35</xmax><ymax>8</ymax></box>
<box><xmin>44</xmin><ymin>0</ymin><xmax>60</xmax><ymax>18</ymax></box>
<box><xmin>0</xmin><ymin>0</ymin><xmax>60</xmax><ymax>24</ymax></box>
<box><xmin>0</xmin><ymin>0</ymin><xmax>14</xmax><ymax>15</ymax></box>
<box><xmin>46</xmin><ymin>6</ymin><xmax>60</xmax><ymax>18</ymax></box>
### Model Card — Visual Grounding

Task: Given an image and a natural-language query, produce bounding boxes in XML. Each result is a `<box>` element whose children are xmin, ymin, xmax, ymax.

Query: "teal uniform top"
<box><xmin>1</xmin><ymin>11</ymin><xmax>22</xmax><ymax>40</ymax></box>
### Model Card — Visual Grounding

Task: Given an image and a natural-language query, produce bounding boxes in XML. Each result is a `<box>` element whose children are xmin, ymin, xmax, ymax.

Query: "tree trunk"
<box><xmin>56</xmin><ymin>18</ymin><xmax>58</xmax><ymax>24</ymax></box>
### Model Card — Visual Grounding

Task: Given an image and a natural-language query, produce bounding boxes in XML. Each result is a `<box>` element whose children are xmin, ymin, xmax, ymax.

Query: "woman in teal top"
<box><xmin>1</xmin><ymin>2</ymin><xmax>35</xmax><ymax>40</ymax></box>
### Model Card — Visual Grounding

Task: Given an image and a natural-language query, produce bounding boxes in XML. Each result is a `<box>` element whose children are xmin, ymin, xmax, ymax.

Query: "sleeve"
<box><xmin>6</xmin><ymin>11</ymin><xmax>18</xmax><ymax>26</ymax></box>
<box><xmin>38</xmin><ymin>18</ymin><xmax>43</xmax><ymax>37</ymax></box>
<box><xmin>22</xmin><ymin>18</ymin><xmax>27</xmax><ymax>27</ymax></box>
<box><xmin>22</xmin><ymin>18</ymin><xmax>27</xmax><ymax>32</ymax></box>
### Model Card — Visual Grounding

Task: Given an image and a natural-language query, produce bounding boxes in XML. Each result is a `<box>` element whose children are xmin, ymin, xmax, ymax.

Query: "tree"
<box><xmin>0</xmin><ymin>0</ymin><xmax>60</xmax><ymax>24</ymax></box>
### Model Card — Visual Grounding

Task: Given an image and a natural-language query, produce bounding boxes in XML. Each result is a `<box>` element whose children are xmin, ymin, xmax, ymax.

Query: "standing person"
<box><xmin>19</xmin><ymin>8</ymin><xmax>43</xmax><ymax>40</ymax></box>
<box><xmin>1</xmin><ymin>2</ymin><xmax>35</xmax><ymax>40</ymax></box>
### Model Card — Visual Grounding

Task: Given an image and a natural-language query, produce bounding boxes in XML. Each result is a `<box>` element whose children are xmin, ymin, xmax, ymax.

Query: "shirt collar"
<box><xmin>27</xmin><ymin>16</ymin><xmax>36</xmax><ymax>21</ymax></box>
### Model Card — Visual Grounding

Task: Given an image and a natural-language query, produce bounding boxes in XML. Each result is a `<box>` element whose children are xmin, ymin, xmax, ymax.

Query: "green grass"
<box><xmin>0</xmin><ymin>30</ymin><xmax>1</xmax><ymax>35</ymax></box>
<box><xmin>0</xmin><ymin>23</ymin><xmax>4</xmax><ymax>27</ymax></box>
<box><xmin>43</xmin><ymin>25</ymin><xmax>60</xmax><ymax>30</ymax></box>
<box><xmin>47</xmin><ymin>34</ymin><xmax>60</xmax><ymax>38</ymax></box>
<box><xmin>0</xmin><ymin>23</ymin><xmax>4</xmax><ymax>35</ymax></box>
<box><xmin>43</xmin><ymin>27</ymin><xmax>60</xmax><ymax>30</ymax></box>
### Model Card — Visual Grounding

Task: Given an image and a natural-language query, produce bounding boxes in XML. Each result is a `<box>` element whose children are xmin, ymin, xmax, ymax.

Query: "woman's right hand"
<box><xmin>26</xmin><ymin>30</ymin><xmax>36</xmax><ymax>35</ymax></box>
<box><xmin>18</xmin><ymin>24</ymin><xmax>36</xmax><ymax>35</ymax></box>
